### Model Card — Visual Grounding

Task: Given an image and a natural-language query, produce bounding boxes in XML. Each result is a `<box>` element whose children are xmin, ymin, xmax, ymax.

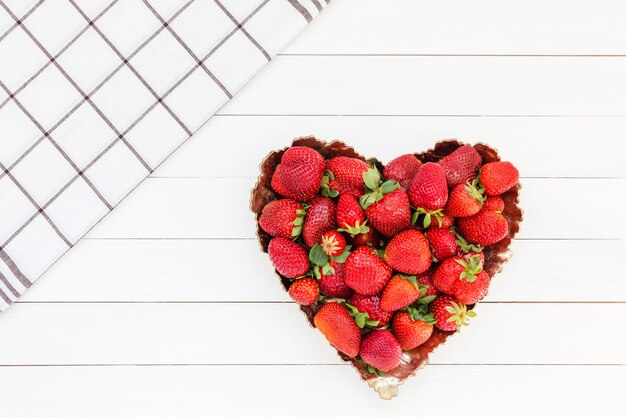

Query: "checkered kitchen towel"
<box><xmin>0</xmin><ymin>0</ymin><xmax>328</xmax><ymax>310</ymax></box>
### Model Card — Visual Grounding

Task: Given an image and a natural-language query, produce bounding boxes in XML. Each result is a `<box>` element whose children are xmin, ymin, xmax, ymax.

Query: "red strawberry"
<box><xmin>268</xmin><ymin>237</ymin><xmax>310</xmax><ymax>279</ymax></box>
<box><xmin>432</xmin><ymin>254</ymin><xmax>484</xmax><ymax>295</ymax></box>
<box><xmin>318</xmin><ymin>261</ymin><xmax>353</xmax><ymax>298</ymax></box>
<box><xmin>321</xmin><ymin>230</ymin><xmax>346</xmax><ymax>257</ymax></box>
<box><xmin>425</xmin><ymin>227</ymin><xmax>457</xmax><ymax>262</ymax></box>
<box><xmin>430</xmin><ymin>295</ymin><xmax>476</xmax><ymax>331</ymax></box>
<box><xmin>392</xmin><ymin>311</ymin><xmax>434</xmax><ymax>350</ymax></box>
<box><xmin>361</xmin><ymin>168</ymin><xmax>411</xmax><ymax>237</ymax></box>
<box><xmin>271</xmin><ymin>146</ymin><xmax>325</xmax><ymax>202</ymax></box>
<box><xmin>383</xmin><ymin>154</ymin><xmax>421</xmax><ymax>189</ymax></box>
<box><xmin>323</xmin><ymin>157</ymin><xmax>369</xmax><ymax>198</ymax></box>
<box><xmin>259</xmin><ymin>199</ymin><xmax>305</xmax><ymax>238</ymax></box>
<box><xmin>360</xmin><ymin>329</ymin><xmax>402</xmax><ymax>372</ymax></box>
<box><xmin>408</xmin><ymin>163</ymin><xmax>449</xmax><ymax>227</ymax></box>
<box><xmin>479</xmin><ymin>161</ymin><xmax>519</xmax><ymax>196</ymax></box>
<box><xmin>288</xmin><ymin>278</ymin><xmax>319</xmax><ymax>305</ymax></box>
<box><xmin>426</xmin><ymin>213</ymin><xmax>455</xmax><ymax>229</ymax></box>
<box><xmin>438</xmin><ymin>145</ymin><xmax>482</xmax><ymax>187</ymax></box>
<box><xmin>302</xmin><ymin>196</ymin><xmax>337</xmax><ymax>248</ymax></box>
<box><xmin>349</xmin><ymin>227</ymin><xmax>382</xmax><ymax>248</ymax></box>
<box><xmin>453</xmin><ymin>270</ymin><xmax>490</xmax><ymax>305</ymax></box>
<box><xmin>314</xmin><ymin>302</ymin><xmax>361</xmax><ymax>357</ymax></box>
<box><xmin>380</xmin><ymin>275</ymin><xmax>422</xmax><ymax>312</ymax></box>
<box><xmin>444</xmin><ymin>179</ymin><xmax>486</xmax><ymax>217</ymax></box>
<box><xmin>384</xmin><ymin>229</ymin><xmax>432</xmax><ymax>275</ymax></box>
<box><xmin>344</xmin><ymin>246</ymin><xmax>392</xmax><ymax>295</ymax></box>
<box><xmin>349</xmin><ymin>293</ymin><xmax>392</xmax><ymax>327</ymax></box>
<box><xmin>336</xmin><ymin>193</ymin><xmax>370</xmax><ymax>236</ymax></box>
<box><xmin>457</xmin><ymin>197</ymin><xmax>508</xmax><ymax>246</ymax></box>
<box><xmin>417</xmin><ymin>270</ymin><xmax>439</xmax><ymax>297</ymax></box>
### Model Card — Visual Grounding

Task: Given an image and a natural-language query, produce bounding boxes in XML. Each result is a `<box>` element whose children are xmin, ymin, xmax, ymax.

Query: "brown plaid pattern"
<box><xmin>0</xmin><ymin>0</ymin><xmax>328</xmax><ymax>310</ymax></box>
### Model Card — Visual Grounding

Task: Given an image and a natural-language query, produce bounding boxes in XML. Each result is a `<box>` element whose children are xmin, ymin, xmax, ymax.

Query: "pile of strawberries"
<box><xmin>258</xmin><ymin>143</ymin><xmax>519</xmax><ymax>375</ymax></box>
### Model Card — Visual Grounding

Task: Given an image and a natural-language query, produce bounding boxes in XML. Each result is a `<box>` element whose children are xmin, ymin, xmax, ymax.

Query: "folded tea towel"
<box><xmin>0</xmin><ymin>0</ymin><xmax>328</xmax><ymax>310</ymax></box>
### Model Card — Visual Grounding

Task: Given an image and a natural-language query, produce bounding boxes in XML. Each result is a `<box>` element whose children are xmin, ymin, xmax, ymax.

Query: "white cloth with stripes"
<box><xmin>0</xmin><ymin>0</ymin><xmax>328</xmax><ymax>310</ymax></box>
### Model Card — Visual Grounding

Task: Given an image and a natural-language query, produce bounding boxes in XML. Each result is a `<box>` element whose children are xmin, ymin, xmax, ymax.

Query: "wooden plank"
<box><xmin>0</xmin><ymin>365</ymin><xmax>623</xmax><ymax>416</ymax></box>
<box><xmin>0</xmin><ymin>303</ymin><xmax>623</xmax><ymax>365</ymax></box>
<box><xmin>218</xmin><ymin>56</ymin><xmax>626</xmax><ymax>116</ymax></box>
<box><xmin>284</xmin><ymin>0</ymin><xmax>626</xmax><ymax>55</ymax></box>
<box><xmin>84</xmin><ymin>178</ymin><xmax>626</xmax><ymax>239</ymax></box>
<box><xmin>21</xmin><ymin>239</ymin><xmax>626</xmax><ymax>302</ymax></box>
<box><xmin>153</xmin><ymin>115</ymin><xmax>626</xmax><ymax>178</ymax></box>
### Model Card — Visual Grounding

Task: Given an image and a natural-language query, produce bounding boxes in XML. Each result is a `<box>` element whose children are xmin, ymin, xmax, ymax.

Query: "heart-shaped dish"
<box><xmin>251</xmin><ymin>137</ymin><xmax>523</xmax><ymax>399</ymax></box>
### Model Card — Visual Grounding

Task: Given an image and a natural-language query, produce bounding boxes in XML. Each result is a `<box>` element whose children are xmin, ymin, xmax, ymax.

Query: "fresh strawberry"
<box><xmin>349</xmin><ymin>293</ymin><xmax>392</xmax><ymax>327</ymax></box>
<box><xmin>259</xmin><ymin>199</ymin><xmax>306</xmax><ymax>238</ymax></box>
<box><xmin>380</xmin><ymin>275</ymin><xmax>422</xmax><ymax>312</ymax></box>
<box><xmin>360</xmin><ymin>168</ymin><xmax>411</xmax><ymax>237</ymax></box>
<box><xmin>453</xmin><ymin>270</ymin><xmax>490</xmax><ymax>304</ymax></box>
<box><xmin>392</xmin><ymin>311</ymin><xmax>434</xmax><ymax>350</ymax></box>
<box><xmin>432</xmin><ymin>254</ymin><xmax>484</xmax><ymax>295</ymax></box>
<box><xmin>359</xmin><ymin>329</ymin><xmax>402</xmax><ymax>372</ymax></box>
<box><xmin>349</xmin><ymin>227</ymin><xmax>382</xmax><ymax>248</ymax></box>
<box><xmin>318</xmin><ymin>261</ymin><xmax>353</xmax><ymax>298</ymax></box>
<box><xmin>344</xmin><ymin>246</ymin><xmax>392</xmax><ymax>295</ymax></box>
<box><xmin>336</xmin><ymin>193</ymin><xmax>370</xmax><ymax>236</ymax></box>
<box><xmin>323</xmin><ymin>157</ymin><xmax>369</xmax><ymax>198</ymax></box>
<box><xmin>271</xmin><ymin>146</ymin><xmax>325</xmax><ymax>202</ymax></box>
<box><xmin>425</xmin><ymin>227</ymin><xmax>457</xmax><ymax>262</ymax></box>
<box><xmin>430</xmin><ymin>295</ymin><xmax>476</xmax><ymax>331</ymax></box>
<box><xmin>417</xmin><ymin>270</ymin><xmax>439</xmax><ymax>297</ymax></box>
<box><xmin>268</xmin><ymin>237</ymin><xmax>310</xmax><ymax>279</ymax></box>
<box><xmin>321</xmin><ymin>230</ymin><xmax>346</xmax><ymax>257</ymax></box>
<box><xmin>426</xmin><ymin>213</ymin><xmax>455</xmax><ymax>229</ymax></box>
<box><xmin>438</xmin><ymin>145</ymin><xmax>482</xmax><ymax>187</ymax></box>
<box><xmin>314</xmin><ymin>302</ymin><xmax>361</xmax><ymax>357</ymax></box>
<box><xmin>444</xmin><ymin>179</ymin><xmax>486</xmax><ymax>217</ymax></box>
<box><xmin>384</xmin><ymin>229</ymin><xmax>432</xmax><ymax>275</ymax></box>
<box><xmin>302</xmin><ymin>196</ymin><xmax>337</xmax><ymax>248</ymax></box>
<box><xmin>408</xmin><ymin>163</ymin><xmax>449</xmax><ymax>227</ymax></box>
<box><xmin>383</xmin><ymin>154</ymin><xmax>421</xmax><ymax>189</ymax></box>
<box><xmin>288</xmin><ymin>278</ymin><xmax>319</xmax><ymax>305</ymax></box>
<box><xmin>457</xmin><ymin>196</ymin><xmax>508</xmax><ymax>246</ymax></box>
<box><xmin>479</xmin><ymin>161</ymin><xmax>519</xmax><ymax>196</ymax></box>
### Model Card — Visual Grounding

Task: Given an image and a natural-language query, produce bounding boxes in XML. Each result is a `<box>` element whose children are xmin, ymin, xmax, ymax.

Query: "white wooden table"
<box><xmin>1</xmin><ymin>0</ymin><xmax>625</xmax><ymax>415</ymax></box>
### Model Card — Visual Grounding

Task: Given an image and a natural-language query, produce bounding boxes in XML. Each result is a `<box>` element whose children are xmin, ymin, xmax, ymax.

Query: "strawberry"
<box><xmin>479</xmin><ymin>161</ymin><xmax>519</xmax><ymax>196</ymax></box>
<box><xmin>457</xmin><ymin>196</ymin><xmax>508</xmax><ymax>246</ymax></box>
<box><xmin>453</xmin><ymin>270</ymin><xmax>490</xmax><ymax>304</ymax></box>
<box><xmin>432</xmin><ymin>254</ymin><xmax>484</xmax><ymax>295</ymax></box>
<box><xmin>302</xmin><ymin>196</ymin><xmax>337</xmax><ymax>248</ymax></box>
<box><xmin>321</xmin><ymin>230</ymin><xmax>346</xmax><ymax>257</ymax></box>
<box><xmin>444</xmin><ymin>179</ymin><xmax>486</xmax><ymax>217</ymax></box>
<box><xmin>425</xmin><ymin>227</ymin><xmax>457</xmax><ymax>262</ymax></box>
<box><xmin>336</xmin><ymin>193</ymin><xmax>370</xmax><ymax>236</ymax></box>
<box><xmin>417</xmin><ymin>270</ymin><xmax>439</xmax><ymax>297</ymax></box>
<box><xmin>380</xmin><ymin>275</ymin><xmax>422</xmax><ymax>312</ymax></box>
<box><xmin>349</xmin><ymin>227</ymin><xmax>382</xmax><ymax>248</ymax></box>
<box><xmin>344</xmin><ymin>246</ymin><xmax>392</xmax><ymax>295</ymax></box>
<box><xmin>359</xmin><ymin>329</ymin><xmax>402</xmax><ymax>372</ymax></box>
<box><xmin>384</xmin><ymin>229</ymin><xmax>432</xmax><ymax>275</ymax></box>
<box><xmin>426</xmin><ymin>213</ymin><xmax>455</xmax><ymax>229</ymax></box>
<box><xmin>430</xmin><ymin>295</ymin><xmax>476</xmax><ymax>331</ymax></box>
<box><xmin>360</xmin><ymin>168</ymin><xmax>411</xmax><ymax>237</ymax></box>
<box><xmin>349</xmin><ymin>293</ymin><xmax>392</xmax><ymax>327</ymax></box>
<box><xmin>259</xmin><ymin>199</ymin><xmax>306</xmax><ymax>238</ymax></box>
<box><xmin>323</xmin><ymin>157</ymin><xmax>369</xmax><ymax>198</ymax></box>
<box><xmin>408</xmin><ymin>163</ymin><xmax>448</xmax><ymax>227</ymax></box>
<box><xmin>383</xmin><ymin>154</ymin><xmax>421</xmax><ymax>189</ymax></box>
<box><xmin>271</xmin><ymin>146</ymin><xmax>325</xmax><ymax>202</ymax></box>
<box><xmin>268</xmin><ymin>237</ymin><xmax>310</xmax><ymax>279</ymax></box>
<box><xmin>392</xmin><ymin>311</ymin><xmax>434</xmax><ymax>350</ymax></box>
<box><xmin>438</xmin><ymin>145</ymin><xmax>482</xmax><ymax>187</ymax></box>
<box><xmin>318</xmin><ymin>261</ymin><xmax>353</xmax><ymax>298</ymax></box>
<box><xmin>288</xmin><ymin>278</ymin><xmax>319</xmax><ymax>305</ymax></box>
<box><xmin>314</xmin><ymin>302</ymin><xmax>361</xmax><ymax>357</ymax></box>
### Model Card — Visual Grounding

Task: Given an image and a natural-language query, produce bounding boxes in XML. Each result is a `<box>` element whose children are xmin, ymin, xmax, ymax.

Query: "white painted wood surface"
<box><xmin>1</xmin><ymin>1</ymin><xmax>625</xmax><ymax>415</ymax></box>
